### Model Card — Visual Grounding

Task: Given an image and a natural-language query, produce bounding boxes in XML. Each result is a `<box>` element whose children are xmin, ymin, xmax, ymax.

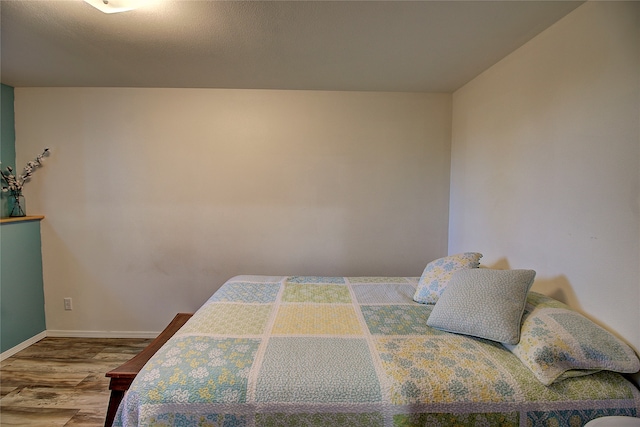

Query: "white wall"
<box><xmin>449</xmin><ymin>2</ymin><xmax>640</xmax><ymax>350</ymax></box>
<box><xmin>15</xmin><ymin>89</ymin><xmax>452</xmax><ymax>333</ymax></box>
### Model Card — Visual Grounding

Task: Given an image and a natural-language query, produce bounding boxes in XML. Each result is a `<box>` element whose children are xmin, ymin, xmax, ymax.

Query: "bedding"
<box><xmin>114</xmin><ymin>275</ymin><xmax>640</xmax><ymax>427</ymax></box>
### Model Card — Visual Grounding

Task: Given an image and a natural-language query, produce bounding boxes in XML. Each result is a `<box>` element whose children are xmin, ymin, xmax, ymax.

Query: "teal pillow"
<box><xmin>427</xmin><ymin>269</ymin><xmax>536</xmax><ymax>344</ymax></box>
<box><xmin>503</xmin><ymin>292</ymin><xmax>640</xmax><ymax>385</ymax></box>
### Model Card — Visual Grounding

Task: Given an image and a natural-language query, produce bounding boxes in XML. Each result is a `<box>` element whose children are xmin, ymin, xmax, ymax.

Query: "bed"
<box><xmin>113</xmin><ymin>272</ymin><xmax>640</xmax><ymax>427</ymax></box>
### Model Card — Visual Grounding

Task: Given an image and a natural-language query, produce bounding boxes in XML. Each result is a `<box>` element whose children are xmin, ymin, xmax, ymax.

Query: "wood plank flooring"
<box><xmin>0</xmin><ymin>337</ymin><xmax>152</xmax><ymax>426</ymax></box>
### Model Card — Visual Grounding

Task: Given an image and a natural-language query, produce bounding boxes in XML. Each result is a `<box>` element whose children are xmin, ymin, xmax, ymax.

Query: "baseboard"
<box><xmin>46</xmin><ymin>329</ymin><xmax>160</xmax><ymax>339</ymax></box>
<box><xmin>0</xmin><ymin>331</ymin><xmax>47</xmax><ymax>361</ymax></box>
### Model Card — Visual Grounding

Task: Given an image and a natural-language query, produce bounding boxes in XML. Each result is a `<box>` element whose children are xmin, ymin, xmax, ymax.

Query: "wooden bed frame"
<box><xmin>104</xmin><ymin>313</ymin><xmax>194</xmax><ymax>427</ymax></box>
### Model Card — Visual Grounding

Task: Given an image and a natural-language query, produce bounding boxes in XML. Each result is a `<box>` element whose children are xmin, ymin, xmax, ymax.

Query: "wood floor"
<box><xmin>0</xmin><ymin>337</ymin><xmax>152</xmax><ymax>426</ymax></box>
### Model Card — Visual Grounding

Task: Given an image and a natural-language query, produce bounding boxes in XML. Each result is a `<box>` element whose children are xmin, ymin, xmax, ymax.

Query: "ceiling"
<box><xmin>1</xmin><ymin>0</ymin><xmax>583</xmax><ymax>92</ymax></box>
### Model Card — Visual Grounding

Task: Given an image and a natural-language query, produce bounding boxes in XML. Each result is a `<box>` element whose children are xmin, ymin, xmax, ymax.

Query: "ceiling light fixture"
<box><xmin>83</xmin><ymin>0</ymin><xmax>148</xmax><ymax>14</ymax></box>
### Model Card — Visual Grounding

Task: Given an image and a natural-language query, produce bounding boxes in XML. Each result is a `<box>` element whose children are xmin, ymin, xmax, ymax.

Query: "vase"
<box><xmin>9</xmin><ymin>192</ymin><xmax>26</xmax><ymax>217</ymax></box>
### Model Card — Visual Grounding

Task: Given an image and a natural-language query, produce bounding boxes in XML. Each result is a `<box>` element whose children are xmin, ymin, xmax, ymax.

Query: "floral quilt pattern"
<box><xmin>115</xmin><ymin>276</ymin><xmax>640</xmax><ymax>427</ymax></box>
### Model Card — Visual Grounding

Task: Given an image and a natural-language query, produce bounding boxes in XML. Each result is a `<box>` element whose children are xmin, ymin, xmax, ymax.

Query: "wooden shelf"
<box><xmin>0</xmin><ymin>215</ymin><xmax>45</xmax><ymax>224</ymax></box>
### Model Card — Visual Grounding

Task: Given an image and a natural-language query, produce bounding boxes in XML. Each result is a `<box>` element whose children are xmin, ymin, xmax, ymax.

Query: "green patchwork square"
<box><xmin>394</xmin><ymin>412</ymin><xmax>518</xmax><ymax>427</ymax></box>
<box><xmin>282</xmin><ymin>283</ymin><xmax>351</xmax><ymax>303</ymax></box>
<box><xmin>286</xmin><ymin>276</ymin><xmax>346</xmax><ymax>284</ymax></box>
<box><xmin>256</xmin><ymin>413</ymin><xmax>383</xmax><ymax>427</ymax></box>
<box><xmin>209</xmin><ymin>282</ymin><xmax>280</xmax><ymax>303</ymax></box>
<box><xmin>139</xmin><ymin>336</ymin><xmax>259</xmax><ymax>405</ymax></box>
<box><xmin>361</xmin><ymin>305</ymin><xmax>432</xmax><ymax>335</ymax></box>
<box><xmin>349</xmin><ymin>277</ymin><xmax>409</xmax><ymax>283</ymax></box>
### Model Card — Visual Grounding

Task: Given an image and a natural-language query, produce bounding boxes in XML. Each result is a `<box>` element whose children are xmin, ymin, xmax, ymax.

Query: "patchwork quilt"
<box><xmin>114</xmin><ymin>276</ymin><xmax>640</xmax><ymax>427</ymax></box>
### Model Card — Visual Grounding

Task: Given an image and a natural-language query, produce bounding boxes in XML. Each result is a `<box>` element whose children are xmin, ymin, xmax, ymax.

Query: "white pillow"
<box><xmin>427</xmin><ymin>269</ymin><xmax>536</xmax><ymax>345</ymax></box>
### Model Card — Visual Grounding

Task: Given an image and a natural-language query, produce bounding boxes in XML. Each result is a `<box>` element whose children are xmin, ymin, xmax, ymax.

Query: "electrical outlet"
<box><xmin>64</xmin><ymin>297</ymin><xmax>73</xmax><ymax>311</ymax></box>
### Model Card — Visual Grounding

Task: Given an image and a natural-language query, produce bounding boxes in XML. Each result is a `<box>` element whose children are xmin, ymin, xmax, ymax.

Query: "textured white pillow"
<box><xmin>412</xmin><ymin>252</ymin><xmax>482</xmax><ymax>304</ymax></box>
<box><xmin>427</xmin><ymin>269</ymin><xmax>536</xmax><ymax>345</ymax></box>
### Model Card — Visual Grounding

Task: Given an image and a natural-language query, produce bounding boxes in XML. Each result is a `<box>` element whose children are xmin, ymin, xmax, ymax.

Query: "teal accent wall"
<box><xmin>1</xmin><ymin>84</ymin><xmax>16</xmax><ymax>166</ymax></box>
<box><xmin>0</xmin><ymin>84</ymin><xmax>47</xmax><ymax>354</ymax></box>
<box><xmin>1</xmin><ymin>84</ymin><xmax>17</xmax><ymax>218</ymax></box>
<box><xmin>0</xmin><ymin>221</ymin><xmax>46</xmax><ymax>353</ymax></box>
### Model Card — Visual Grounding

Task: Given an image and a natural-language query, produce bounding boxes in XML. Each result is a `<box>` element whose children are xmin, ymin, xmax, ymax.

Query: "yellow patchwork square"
<box><xmin>272</xmin><ymin>304</ymin><xmax>362</xmax><ymax>335</ymax></box>
<box><xmin>178</xmin><ymin>304</ymin><xmax>272</xmax><ymax>336</ymax></box>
